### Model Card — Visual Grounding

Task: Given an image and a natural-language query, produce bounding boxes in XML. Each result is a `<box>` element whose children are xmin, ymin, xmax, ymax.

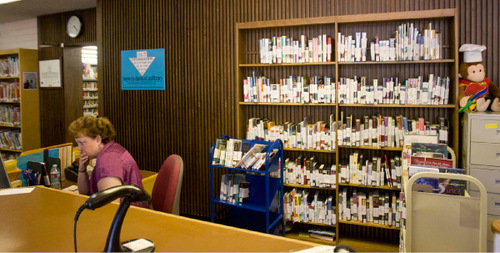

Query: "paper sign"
<box><xmin>121</xmin><ymin>48</ymin><xmax>165</xmax><ymax>90</ymax></box>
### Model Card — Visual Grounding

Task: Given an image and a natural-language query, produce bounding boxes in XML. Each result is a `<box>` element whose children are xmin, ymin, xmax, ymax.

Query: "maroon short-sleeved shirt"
<box><xmin>89</xmin><ymin>141</ymin><xmax>149</xmax><ymax>208</ymax></box>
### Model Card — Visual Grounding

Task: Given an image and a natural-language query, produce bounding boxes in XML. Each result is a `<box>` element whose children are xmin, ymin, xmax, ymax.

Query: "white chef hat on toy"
<box><xmin>459</xmin><ymin>44</ymin><xmax>486</xmax><ymax>63</ymax></box>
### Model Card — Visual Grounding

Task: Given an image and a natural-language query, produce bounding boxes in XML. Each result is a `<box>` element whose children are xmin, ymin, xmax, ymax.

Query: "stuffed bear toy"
<box><xmin>458</xmin><ymin>44</ymin><xmax>500</xmax><ymax>112</ymax></box>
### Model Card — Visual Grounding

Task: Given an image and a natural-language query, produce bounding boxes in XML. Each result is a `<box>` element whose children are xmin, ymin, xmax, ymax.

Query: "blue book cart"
<box><xmin>209</xmin><ymin>135</ymin><xmax>285</xmax><ymax>235</ymax></box>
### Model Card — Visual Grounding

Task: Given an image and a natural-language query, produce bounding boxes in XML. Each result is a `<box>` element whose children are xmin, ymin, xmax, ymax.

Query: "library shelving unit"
<box><xmin>209</xmin><ymin>136</ymin><xmax>285</xmax><ymax>235</ymax></box>
<box><xmin>82</xmin><ymin>63</ymin><xmax>98</xmax><ymax>116</ymax></box>
<box><xmin>235</xmin><ymin>8</ymin><xmax>458</xmax><ymax>248</ymax></box>
<box><xmin>0</xmin><ymin>49</ymin><xmax>40</xmax><ymax>160</ymax></box>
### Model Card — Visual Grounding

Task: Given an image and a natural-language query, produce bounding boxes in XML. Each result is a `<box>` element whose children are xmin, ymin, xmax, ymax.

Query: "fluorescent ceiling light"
<box><xmin>0</xmin><ymin>0</ymin><xmax>21</xmax><ymax>4</ymax></box>
<box><xmin>83</xmin><ymin>46</ymin><xmax>97</xmax><ymax>50</ymax></box>
<box><xmin>82</xmin><ymin>50</ymin><xmax>98</xmax><ymax>55</ymax></box>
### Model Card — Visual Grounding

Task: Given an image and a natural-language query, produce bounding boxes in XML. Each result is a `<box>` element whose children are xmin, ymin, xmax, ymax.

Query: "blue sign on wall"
<box><xmin>121</xmin><ymin>48</ymin><xmax>165</xmax><ymax>90</ymax></box>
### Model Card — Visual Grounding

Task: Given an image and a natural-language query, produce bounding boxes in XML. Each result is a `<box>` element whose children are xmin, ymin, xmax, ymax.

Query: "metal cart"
<box><xmin>405</xmin><ymin>172</ymin><xmax>487</xmax><ymax>252</ymax></box>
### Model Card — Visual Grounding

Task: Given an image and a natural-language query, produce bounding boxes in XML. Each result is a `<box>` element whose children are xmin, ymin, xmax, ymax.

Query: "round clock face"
<box><xmin>67</xmin><ymin>16</ymin><xmax>82</xmax><ymax>38</ymax></box>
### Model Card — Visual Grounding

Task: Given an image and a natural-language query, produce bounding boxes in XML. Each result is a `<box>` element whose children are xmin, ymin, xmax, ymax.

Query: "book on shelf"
<box><xmin>235</xmin><ymin>143</ymin><xmax>267</xmax><ymax>169</ymax></box>
<box><xmin>401</xmin><ymin>134</ymin><xmax>439</xmax><ymax>172</ymax></box>
<box><xmin>0</xmin><ymin>81</ymin><xmax>21</xmax><ymax>102</ymax></box>
<box><xmin>259</xmin><ymin>34</ymin><xmax>333</xmax><ymax>64</ymax></box>
<box><xmin>243</xmin><ymin>73</ymin><xmax>335</xmax><ymax>104</ymax></box>
<box><xmin>284</xmin><ymin>156</ymin><xmax>336</xmax><ymax>188</ymax></box>
<box><xmin>338</xmin><ymin>114</ymin><xmax>447</xmax><ymax>149</ymax></box>
<box><xmin>0</xmin><ymin>57</ymin><xmax>19</xmax><ymax>77</ymax></box>
<box><xmin>219</xmin><ymin>173</ymin><xmax>249</xmax><ymax>204</ymax></box>
<box><xmin>340</xmin><ymin>152</ymin><xmax>402</xmax><ymax>189</ymax></box>
<box><xmin>337</xmin><ymin>74</ymin><xmax>450</xmax><ymax>105</ymax></box>
<box><xmin>284</xmin><ymin>188</ymin><xmax>336</xmax><ymax>226</ymax></box>
<box><xmin>411</xmin><ymin>142</ymin><xmax>448</xmax><ymax>158</ymax></box>
<box><xmin>410</xmin><ymin>156</ymin><xmax>453</xmax><ymax>168</ymax></box>
<box><xmin>247</xmin><ymin>116</ymin><xmax>335</xmax><ymax>152</ymax></box>
<box><xmin>408</xmin><ymin>165</ymin><xmax>465</xmax><ymax>195</ymax></box>
<box><xmin>339</xmin><ymin>22</ymin><xmax>442</xmax><ymax>62</ymax></box>
<box><xmin>250</xmin><ymin>148</ymin><xmax>278</xmax><ymax>170</ymax></box>
<box><xmin>339</xmin><ymin>188</ymin><xmax>403</xmax><ymax>228</ymax></box>
<box><xmin>308</xmin><ymin>230</ymin><xmax>336</xmax><ymax>241</ymax></box>
<box><xmin>212</xmin><ymin>138</ymin><xmax>226</xmax><ymax>165</ymax></box>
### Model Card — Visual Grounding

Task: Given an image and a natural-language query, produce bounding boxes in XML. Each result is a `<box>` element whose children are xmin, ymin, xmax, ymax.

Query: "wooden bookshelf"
<box><xmin>284</xmin><ymin>183</ymin><xmax>336</xmax><ymax>191</ymax></box>
<box><xmin>0</xmin><ymin>124</ymin><xmax>21</xmax><ymax>129</ymax></box>
<box><xmin>284</xmin><ymin>148</ymin><xmax>335</xmax><ymax>153</ymax></box>
<box><xmin>0</xmin><ymin>49</ymin><xmax>41</xmax><ymax>160</ymax></box>
<box><xmin>235</xmin><ymin>8</ymin><xmax>458</xmax><ymax>246</ymax></box>
<box><xmin>82</xmin><ymin>65</ymin><xmax>98</xmax><ymax>117</ymax></box>
<box><xmin>338</xmin><ymin>183</ymin><xmax>400</xmax><ymax>191</ymax></box>
<box><xmin>239</xmin><ymin>62</ymin><xmax>336</xmax><ymax>67</ymax></box>
<box><xmin>338</xmin><ymin>145</ymin><xmax>403</xmax><ymax>151</ymax></box>
<box><xmin>294</xmin><ymin>221</ymin><xmax>337</xmax><ymax>228</ymax></box>
<box><xmin>0</xmin><ymin>148</ymin><xmax>23</xmax><ymax>153</ymax></box>
<box><xmin>337</xmin><ymin>59</ymin><xmax>454</xmax><ymax>65</ymax></box>
<box><xmin>339</xmin><ymin>103</ymin><xmax>455</xmax><ymax>108</ymax></box>
<box><xmin>285</xmin><ymin>232</ymin><xmax>337</xmax><ymax>245</ymax></box>
<box><xmin>239</xmin><ymin>102</ymin><xmax>334</xmax><ymax>106</ymax></box>
<box><xmin>339</xmin><ymin>220</ymin><xmax>400</xmax><ymax>230</ymax></box>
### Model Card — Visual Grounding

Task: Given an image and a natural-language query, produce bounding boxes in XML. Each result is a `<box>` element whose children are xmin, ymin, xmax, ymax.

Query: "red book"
<box><xmin>410</xmin><ymin>156</ymin><xmax>453</xmax><ymax>168</ymax></box>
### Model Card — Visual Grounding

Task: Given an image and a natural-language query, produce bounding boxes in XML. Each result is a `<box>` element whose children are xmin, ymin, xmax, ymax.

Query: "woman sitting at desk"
<box><xmin>69</xmin><ymin>116</ymin><xmax>148</xmax><ymax>208</ymax></box>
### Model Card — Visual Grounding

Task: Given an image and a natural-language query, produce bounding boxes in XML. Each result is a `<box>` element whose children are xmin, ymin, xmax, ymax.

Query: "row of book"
<box><xmin>83</xmin><ymin>100</ymin><xmax>98</xmax><ymax>109</ymax></box>
<box><xmin>394</xmin><ymin>22</ymin><xmax>442</xmax><ymax>61</ymax></box>
<box><xmin>337</xmin><ymin>114</ymin><xmax>449</xmax><ymax>147</ymax></box>
<box><xmin>284</xmin><ymin>188</ymin><xmax>336</xmax><ymax>226</ymax></box>
<box><xmin>247</xmin><ymin>116</ymin><xmax>336</xmax><ymax>152</ymax></box>
<box><xmin>409</xmin><ymin>165</ymin><xmax>465</xmax><ymax>195</ymax></box>
<box><xmin>83</xmin><ymin>91</ymin><xmax>98</xmax><ymax>99</ymax></box>
<box><xmin>0</xmin><ymin>105</ymin><xmax>21</xmax><ymax>126</ymax></box>
<box><xmin>83</xmin><ymin>63</ymin><xmax>98</xmax><ymax>80</ymax></box>
<box><xmin>338</xmin><ymin>74</ymin><xmax>450</xmax><ymax>105</ymax></box>
<box><xmin>83</xmin><ymin>81</ymin><xmax>98</xmax><ymax>90</ymax></box>
<box><xmin>337</xmin><ymin>32</ymin><xmax>368</xmax><ymax>62</ymax></box>
<box><xmin>339</xmin><ymin>154</ymin><xmax>402</xmax><ymax>189</ymax></box>
<box><xmin>339</xmin><ymin>188</ymin><xmax>405</xmax><ymax>228</ymax></box>
<box><xmin>0</xmin><ymin>130</ymin><xmax>21</xmax><ymax>150</ymax></box>
<box><xmin>407</xmin><ymin>142</ymin><xmax>465</xmax><ymax>196</ymax></box>
<box><xmin>243</xmin><ymin>74</ymin><xmax>335</xmax><ymax>104</ymax></box>
<box><xmin>212</xmin><ymin>138</ymin><xmax>280</xmax><ymax>175</ymax></box>
<box><xmin>0</xmin><ymin>57</ymin><xmax>19</xmax><ymax>77</ymax></box>
<box><xmin>219</xmin><ymin>173</ymin><xmax>250</xmax><ymax>205</ymax></box>
<box><xmin>259</xmin><ymin>34</ymin><xmax>333</xmax><ymax>64</ymax></box>
<box><xmin>0</xmin><ymin>82</ymin><xmax>20</xmax><ymax>102</ymax></box>
<box><xmin>284</xmin><ymin>156</ymin><xmax>336</xmax><ymax>188</ymax></box>
<box><xmin>307</xmin><ymin>230</ymin><xmax>335</xmax><ymax>242</ymax></box>
<box><xmin>337</xmin><ymin>22</ymin><xmax>442</xmax><ymax>62</ymax></box>
<box><xmin>83</xmin><ymin>108</ymin><xmax>98</xmax><ymax>117</ymax></box>
<box><xmin>1</xmin><ymin>152</ymin><xmax>19</xmax><ymax>161</ymax></box>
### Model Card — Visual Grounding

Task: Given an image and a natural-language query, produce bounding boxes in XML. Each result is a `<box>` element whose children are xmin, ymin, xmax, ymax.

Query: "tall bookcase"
<box><xmin>0</xmin><ymin>49</ymin><xmax>41</xmax><ymax>160</ymax></box>
<box><xmin>82</xmin><ymin>63</ymin><xmax>98</xmax><ymax>117</ymax></box>
<box><xmin>236</xmin><ymin>9</ymin><xmax>458</xmax><ymax>247</ymax></box>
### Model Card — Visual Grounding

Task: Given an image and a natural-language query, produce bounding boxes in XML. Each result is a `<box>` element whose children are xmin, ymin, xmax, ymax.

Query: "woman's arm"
<box><xmin>77</xmin><ymin>152</ymin><xmax>91</xmax><ymax>195</ymax></box>
<box><xmin>97</xmin><ymin>176</ymin><xmax>122</xmax><ymax>191</ymax></box>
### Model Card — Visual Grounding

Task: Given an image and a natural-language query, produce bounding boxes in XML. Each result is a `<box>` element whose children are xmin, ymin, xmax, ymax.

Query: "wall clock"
<box><xmin>66</xmin><ymin>15</ymin><xmax>82</xmax><ymax>38</ymax></box>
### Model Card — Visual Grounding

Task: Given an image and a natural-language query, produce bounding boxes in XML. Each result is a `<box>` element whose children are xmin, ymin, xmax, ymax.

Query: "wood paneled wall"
<box><xmin>38</xmin><ymin>8</ymin><xmax>97</xmax><ymax>146</ymax></box>
<box><xmin>33</xmin><ymin>0</ymin><xmax>498</xmax><ymax>218</ymax></box>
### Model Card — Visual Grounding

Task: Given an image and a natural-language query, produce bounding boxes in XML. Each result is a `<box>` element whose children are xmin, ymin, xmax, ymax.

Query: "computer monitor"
<box><xmin>0</xmin><ymin>155</ymin><xmax>11</xmax><ymax>189</ymax></box>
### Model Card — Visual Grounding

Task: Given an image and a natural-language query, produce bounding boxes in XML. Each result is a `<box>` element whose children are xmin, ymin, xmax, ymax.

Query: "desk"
<box><xmin>0</xmin><ymin>187</ymin><xmax>318</xmax><ymax>252</ymax></box>
<box><xmin>60</xmin><ymin>170</ymin><xmax>157</xmax><ymax>194</ymax></box>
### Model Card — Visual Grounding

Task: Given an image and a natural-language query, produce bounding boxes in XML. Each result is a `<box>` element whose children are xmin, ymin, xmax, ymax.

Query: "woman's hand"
<box><xmin>79</xmin><ymin>151</ymin><xmax>90</xmax><ymax>171</ymax></box>
<box><xmin>77</xmin><ymin>151</ymin><xmax>91</xmax><ymax>195</ymax></box>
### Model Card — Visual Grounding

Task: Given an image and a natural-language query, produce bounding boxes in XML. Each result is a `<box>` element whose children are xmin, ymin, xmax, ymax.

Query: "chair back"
<box><xmin>152</xmin><ymin>154</ymin><xmax>184</xmax><ymax>214</ymax></box>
